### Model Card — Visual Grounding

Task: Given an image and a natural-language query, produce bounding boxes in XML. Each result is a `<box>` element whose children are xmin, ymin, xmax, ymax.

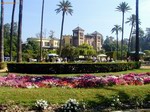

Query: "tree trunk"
<box><xmin>17</xmin><ymin>0</ymin><xmax>23</xmax><ymax>62</ymax></box>
<box><xmin>116</xmin><ymin>32</ymin><xmax>118</xmax><ymax>60</ymax></box>
<box><xmin>40</xmin><ymin>0</ymin><xmax>45</xmax><ymax>62</ymax></box>
<box><xmin>135</xmin><ymin>0</ymin><xmax>139</xmax><ymax>61</ymax></box>
<box><xmin>59</xmin><ymin>11</ymin><xmax>65</xmax><ymax>57</ymax></box>
<box><xmin>10</xmin><ymin>0</ymin><xmax>16</xmax><ymax>61</ymax></box>
<box><xmin>0</xmin><ymin>0</ymin><xmax>4</xmax><ymax>62</ymax></box>
<box><xmin>121</xmin><ymin>12</ymin><xmax>125</xmax><ymax>60</ymax></box>
<box><xmin>128</xmin><ymin>23</ymin><xmax>134</xmax><ymax>53</ymax></box>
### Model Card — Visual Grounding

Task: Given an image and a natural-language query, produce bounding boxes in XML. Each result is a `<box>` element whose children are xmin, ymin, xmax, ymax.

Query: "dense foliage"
<box><xmin>4</xmin><ymin>23</ymin><xmax>18</xmax><ymax>60</ymax></box>
<box><xmin>58</xmin><ymin>44</ymin><xmax>96</xmax><ymax>61</ymax></box>
<box><xmin>22</xmin><ymin>39</ymin><xmax>40</xmax><ymax>61</ymax></box>
<box><xmin>7</xmin><ymin>62</ymin><xmax>141</xmax><ymax>74</ymax></box>
<box><xmin>0</xmin><ymin>62</ymin><xmax>6</xmax><ymax>69</ymax></box>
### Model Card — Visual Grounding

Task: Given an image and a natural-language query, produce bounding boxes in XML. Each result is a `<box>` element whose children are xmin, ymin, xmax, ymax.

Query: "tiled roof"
<box><xmin>92</xmin><ymin>31</ymin><xmax>102</xmax><ymax>36</ymax></box>
<box><xmin>85</xmin><ymin>34</ymin><xmax>93</xmax><ymax>37</ymax></box>
<box><xmin>73</xmin><ymin>26</ymin><xmax>84</xmax><ymax>31</ymax></box>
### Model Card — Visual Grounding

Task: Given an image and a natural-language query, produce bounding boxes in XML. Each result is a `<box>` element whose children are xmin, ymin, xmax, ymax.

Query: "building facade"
<box><xmin>72</xmin><ymin>27</ymin><xmax>85</xmax><ymax>47</ymax></box>
<box><xmin>71</xmin><ymin>27</ymin><xmax>103</xmax><ymax>51</ymax></box>
<box><xmin>62</xmin><ymin>35</ymin><xmax>72</xmax><ymax>46</ymax></box>
<box><xmin>27</xmin><ymin>37</ymin><xmax>59</xmax><ymax>50</ymax></box>
<box><xmin>26</xmin><ymin>27</ymin><xmax>103</xmax><ymax>52</ymax></box>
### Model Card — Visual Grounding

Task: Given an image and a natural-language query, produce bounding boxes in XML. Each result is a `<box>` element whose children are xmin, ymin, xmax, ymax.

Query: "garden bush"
<box><xmin>7</xmin><ymin>62</ymin><xmax>141</xmax><ymax>74</ymax></box>
<box><xmin>144</xmin><ymin>56</ymin><xmax>150</xmax><ymax>61</ymax></box>
<box><xmin>0</xmin><ymin>62</ymin><xmax>6</xmax><ymax>69</ymax></box>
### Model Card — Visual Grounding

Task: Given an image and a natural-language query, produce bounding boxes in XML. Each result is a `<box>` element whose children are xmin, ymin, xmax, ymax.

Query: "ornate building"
<box><xmin>26</xmin><ymin>27</ymin><xmax>103</xmax><ymax>52</ymax></box>
<box><xmin>72</xmin><ymin>27</ymin><xmax>85</xmax><ymax>47</ymax></box>
<box><xmin>71</xmin><ymin>26</ymin><xmax>103</xmax><ymax>51</ymax></box>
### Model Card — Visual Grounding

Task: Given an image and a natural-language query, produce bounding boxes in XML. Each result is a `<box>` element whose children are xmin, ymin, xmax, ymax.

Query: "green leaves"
<box><xmin>55</xmin><ymin>0</ymin><xmax>73</xmax><ymax>15</ymax></box>
<box><xmin>22</xmin><ymin>39</ymin><xmax>40</xmax><ymax>61</ymax></box>
<box><xmin>116</xmin><ymin>2</ymin><xmax>131</xmax><ymax>13</ymax></box>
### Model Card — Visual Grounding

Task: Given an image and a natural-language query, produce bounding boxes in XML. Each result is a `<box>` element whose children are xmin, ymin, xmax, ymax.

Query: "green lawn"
<box><xmin>0</xmin><ymin>68</ymin><xmax>150</xmax><ymax>107</ymax></box>
<box><xmin>0</xmin><ymin>85</ymin><xmax>150</xmax><ymax>106</ymax></box>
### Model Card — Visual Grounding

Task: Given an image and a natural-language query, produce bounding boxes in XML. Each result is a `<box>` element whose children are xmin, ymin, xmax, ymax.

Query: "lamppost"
<box><xmin>135</xmin><ymin>0</ymin><xmax>139</xmax><ymax>61</ymax></box>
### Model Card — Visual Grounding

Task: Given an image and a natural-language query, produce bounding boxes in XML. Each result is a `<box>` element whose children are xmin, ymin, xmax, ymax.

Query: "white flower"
<box><xmin>63</xmin><ymin>98</ymin><xmax>79</xmax><ymax>111</ymax></box>
<box><xmin>26</xmin><ymin>85</ymin><xmax>34</xmax><ymax>89</ymax></box>
<box><xmin>35</xmin><ymin>99</ymin><xmax>48</xmax><ymax>110</ymax></box>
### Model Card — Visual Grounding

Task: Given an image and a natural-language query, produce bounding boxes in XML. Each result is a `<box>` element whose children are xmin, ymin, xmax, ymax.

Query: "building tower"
<box><xmin>72</xmin><ymin>27</ymin><xmax>84</xmax><ymax>47</ymax></box>
<box><xmin>91</xmin><ymin>31</ymin><xmax>103</xmax><ymax>51</ymax></box>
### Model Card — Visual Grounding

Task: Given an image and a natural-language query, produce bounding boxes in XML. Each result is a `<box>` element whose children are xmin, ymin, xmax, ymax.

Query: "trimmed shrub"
<box><xmin>144</xmin><ymin>57</ymin><xmax>150</xmax><ymax>61</ymax></box>
<box><xmin>7</xmin><ymin>62</ymin><xmax>141</xmax><ymax>74</ymax></box>
<box><xmin>0</xmin><ymin>62</ymin><xmax>6</xmax><ymax>69</ymax></box>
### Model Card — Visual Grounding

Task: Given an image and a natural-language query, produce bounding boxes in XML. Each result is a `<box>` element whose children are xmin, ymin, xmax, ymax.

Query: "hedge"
<box><xmin>0</xmin><ymin>62</ymin><xmax>6</xmax><ymax>69</ymax></box>
<box><xmin>7</xmin><ymin>62</ymin><xmax>141</xmax><ymax>74</ymax></box>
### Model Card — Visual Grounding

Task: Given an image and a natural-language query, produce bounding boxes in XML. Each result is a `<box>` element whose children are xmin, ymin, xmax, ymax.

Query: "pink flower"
<box><xmin>0</xmin><ymin>72</ymin><xmax>150</xmax><ymax>88</ymax></box>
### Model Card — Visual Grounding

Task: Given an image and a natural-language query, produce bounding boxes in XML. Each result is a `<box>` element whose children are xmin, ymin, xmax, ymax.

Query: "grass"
<box><xmin>0</xmin><ymin>85</ymin><xmax>150</xmax><ymax>106</ymax></box>
<box><xmin>0</xmin><ymin>68</ymin><xmax>150</xmax><ymax>107</ymax></box>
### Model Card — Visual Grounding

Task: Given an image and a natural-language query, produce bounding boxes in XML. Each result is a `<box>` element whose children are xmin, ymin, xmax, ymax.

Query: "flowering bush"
<box><xmin>61</xmin><ymin>98</ymin><xmax>80</xmax><ymax>112</ymax></box>
<box><xmin>111</xmin><ymin>95</ymin><xmax>123</xmax><ymax>110</ymax></box>
<box><xmin>35</xmin><ymin>99</ymin><xmax>48</xmax><ymax>110</ymax></box>
<box><xmin>0</xmin><ymin>73</ymin><xmax>150</xmax><ymax>88</ymax></box>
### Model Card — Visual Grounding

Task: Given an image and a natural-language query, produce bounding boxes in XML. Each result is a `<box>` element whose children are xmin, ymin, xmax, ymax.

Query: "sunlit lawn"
<box><xmin>0</xmin><ymin>85</ymin><xmax>150</xmax><ymax>106</ymax></box>
<box><xmin>0</xmin><ymin>68</ymin><xmax>150</xmax><ymax>106</ymax></box>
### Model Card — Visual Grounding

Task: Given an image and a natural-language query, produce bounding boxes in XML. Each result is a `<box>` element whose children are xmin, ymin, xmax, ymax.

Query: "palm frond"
<box><xmin>126</xmin><ymin>14</ymin><xmax>141</xmax><ymax>26</ymax></box>
<box><xmin>116</xmin><ymin>2</ymin><xmax>131</xmax><ymax>13</ymax></box>
<box><xmin>111</xmin><ymin>25</ymin><xmax>122</xmax><ymax>34</ymax></box>
<box><xmin>55</xmin><ymin>0</ymin><xmax>73</xmax><ymax>15</ymax></box>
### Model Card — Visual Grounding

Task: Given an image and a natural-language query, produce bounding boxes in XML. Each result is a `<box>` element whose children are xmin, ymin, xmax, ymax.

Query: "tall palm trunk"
<box><xmin>135</xmin><ymin>0</ymin><xmax>139</xmax><ymax>61</ymax></box>
<box><xmin>17</xmin><ymin>0</ymin><xmax>23</xmax><ymax>62</ymax></box>
<box><xmin>40</xmin><ymin>0</ymin><xmax>45</xmax><ymax>62</ymax></box>
<box><xmin>128</xmin><ymin>23</ymin><xmax>134</xmax><ymax>53</ymax></box>
<box><xmin>59</xmin><ymin>11</ymin><xmax>65</xmax><ymax>56</ymax></box>
<box><xmin>10</xmin><ymin>0</ymin><xmax>16</xmax><ymax>61</ymax></box>
<box><xmin>116</xmin><ymin>32</ymin><xmax>119</xmax><ymax>60</ymax></box>
<box><xmin>121</xmin><ymin>12</ymin><xmax>124</xmax><ymax>60</ymax></box>
<box><xmin>0</xmin><ymin>0</ymin><xmax>4</xmax><ymax>62</ymax></box>
<box><xmin>131</xmin><ymin>36</ymin><xmax>135</xmax><ymax>51</ymax></box>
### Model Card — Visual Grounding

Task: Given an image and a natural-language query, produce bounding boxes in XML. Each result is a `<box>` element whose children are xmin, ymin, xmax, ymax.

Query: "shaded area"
<box><xmin>85</xmin><ymin>87</ymin><xmax>150</xmax><ymax>111</ymax></box>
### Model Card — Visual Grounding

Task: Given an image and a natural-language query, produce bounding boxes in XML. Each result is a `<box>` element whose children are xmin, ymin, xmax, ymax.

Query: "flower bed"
<box><xmin>0</xmin><ymin>73</ymin><xmax>150</xmax><ymax>88</ymax></box>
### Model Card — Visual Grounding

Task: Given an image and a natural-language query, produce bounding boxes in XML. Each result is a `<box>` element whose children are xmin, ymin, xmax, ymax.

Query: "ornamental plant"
<box><xmin>35</xmin><ymin>99</ymin><xmax>48</xmax><ymax>110</ymax></box>
<box><xmin>0</xmin><ymin>73</ymin><xmax>150</xmax><ymax>88</ymax></box>
<box><xmin>111</xmin><ymin>95</ymin><xmax>123</xmax><ymax>110</ymax></box>
<box><xmin>62</xmin><ymin>98</ymin><xmax>80</xmax><ymax>112</ymax></box>
<box><xmin>130</xmin><ymin>96</ymin><xmax>144</xmax><ymax>109</ymax></box>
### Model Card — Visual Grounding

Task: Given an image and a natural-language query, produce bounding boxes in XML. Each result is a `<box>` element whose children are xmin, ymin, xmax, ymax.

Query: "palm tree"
<box><xmin>55</xmin><ymin>0</ymin><xmax>73</xmax><ymax>56</ymax></box>
<box><xmin>116</xmin><ymin>2</ymin><xmax>131</xmax><ymax>60</ymax></box>
<box><xmin>111</xmin><ymin>25</ymin><xmax>122</xmax><ymax>60</ymax></box>
<box><xmin>126</xmin><ymin>14</ymin><xmax>136</xmax><ymax>53</ymax></box>
<box><xmin>0</xmin><ymin>0</ymin><xmax>4</xmax><ymax>62</ymax></box>
<box><xmin>40</xmin><ymin>0</ymin><xmax>45</xmax><ymax>62</ymax></box>
<box><xmin>131</xmin><ymin>28</ymin><xmax>143</xmax><ymax>52</ymax></box>
<box><xmin>17</xmin><ymin>0</ymin><xmax>23</xmax><ymax>62</ymax></box>
<box><xmin>10</xmin><ymin>0</ymin><xmax>16</xmax><ymax>61</ymax></box>
<box><xmin>135</xmin><ymin>0</ymin><xmax>139</xmax><ymax>61</ymax></box>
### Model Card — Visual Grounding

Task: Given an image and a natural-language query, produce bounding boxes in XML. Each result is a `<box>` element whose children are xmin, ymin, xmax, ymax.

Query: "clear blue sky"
<box><xmin>3</xmin><ymin>0</ymin><xmax>150</xmax><ymax>42</ymax></box>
